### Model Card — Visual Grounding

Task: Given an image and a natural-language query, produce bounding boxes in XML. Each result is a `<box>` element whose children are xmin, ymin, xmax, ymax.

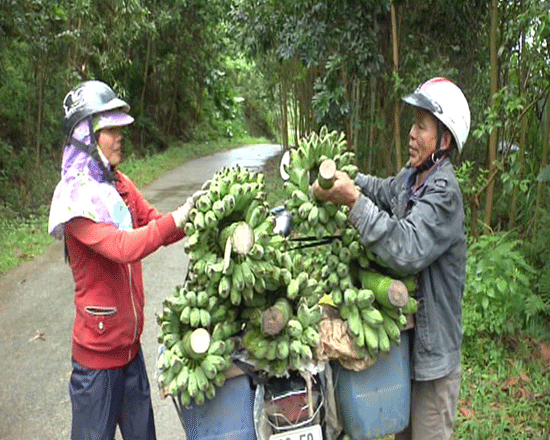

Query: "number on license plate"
<box><xmin>269</xmin><ymin>424</ymin><xmax>322</xmax><ymax>440</ymax></box>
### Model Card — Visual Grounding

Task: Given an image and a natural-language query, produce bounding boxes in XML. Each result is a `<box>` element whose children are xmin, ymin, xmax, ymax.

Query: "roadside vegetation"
<box><xmin>1</xmin><ymin>1</ymin><xmax>549</xmax><ymax>437</ymax></box>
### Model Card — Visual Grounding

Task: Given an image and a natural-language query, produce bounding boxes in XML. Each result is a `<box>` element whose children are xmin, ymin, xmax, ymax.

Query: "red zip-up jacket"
<box><xmin>64</xmin><ymin>171</ymin><xmax>185</xmax><ymax>370</ymax></box>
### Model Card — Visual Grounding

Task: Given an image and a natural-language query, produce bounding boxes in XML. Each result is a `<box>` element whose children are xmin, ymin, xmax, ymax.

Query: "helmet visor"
<box><xmin>402</xmin><ymin>92</ymin><xmax>443</xmax><ymax>116</ymax></box>
<box><xmin>93</xmin><ymin>110</ymin><xmax>134</xmax><ymax>132</ymax></box>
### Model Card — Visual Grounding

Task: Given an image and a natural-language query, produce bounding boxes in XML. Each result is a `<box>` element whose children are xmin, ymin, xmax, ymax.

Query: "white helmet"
<box><xmin>402</xmin><ymin>77</ymin><xmax>470</xmax><ymax>152</ymax></box>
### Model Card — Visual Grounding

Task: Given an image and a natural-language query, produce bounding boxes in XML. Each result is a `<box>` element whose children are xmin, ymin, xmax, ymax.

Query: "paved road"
<box><xmin>0</xmin><ymin>144</ymin><xmax>282</xmax><ymax>440</ymax></box>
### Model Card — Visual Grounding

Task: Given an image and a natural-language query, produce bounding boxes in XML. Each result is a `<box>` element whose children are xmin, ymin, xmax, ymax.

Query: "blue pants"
<box><xmin>70</xmin><ymin>348</ymin><xmax>157</xmax><ymax>440</ymax></box>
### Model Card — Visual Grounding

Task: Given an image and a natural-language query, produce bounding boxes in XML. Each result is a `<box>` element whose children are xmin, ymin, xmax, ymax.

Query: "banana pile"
<box><xmin>157</xmin><ymin>301</ymin><xmax>238</xmax><ymax>406</ymax></box>
<box><xmin>280</xmin><ymin>126</ymin><xmax>418</xmax><ymax>362</ymax></box>
<box><xmin>240</xmin><ymin>245</ymin><xmax>327</xmax><ymax>375</ymax></box>
<box><xmin>320</xmin><ymin>227</ymin><xmax>418</xmax><ymax>358</ymax></box>
<box><xmin>157</xmin><ymin>165</ymin><xmax>287</xmax><ymax>404</ymax></box>
<box><xmin>157</xmin><ymin>126</ymin><xmax>418</xmax><ymax>407</ymax></box>
<box><xmin>241</xmin><ymin>298</ymin><xmax>323</xmax><ymax>376</ymax></box>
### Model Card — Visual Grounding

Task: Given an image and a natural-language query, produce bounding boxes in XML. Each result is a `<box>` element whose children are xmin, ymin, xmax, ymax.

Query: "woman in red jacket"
<box><xmin>49</xmin><ymin>80</ymin><xmax>200</xmax><ymax>440</ymax></box>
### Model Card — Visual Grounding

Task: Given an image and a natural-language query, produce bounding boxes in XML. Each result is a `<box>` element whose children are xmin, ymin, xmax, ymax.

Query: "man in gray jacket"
<box><xmin>314</xmin><ymin>77</ymin><xmax>470</xmax><ymax>440</ymax></box>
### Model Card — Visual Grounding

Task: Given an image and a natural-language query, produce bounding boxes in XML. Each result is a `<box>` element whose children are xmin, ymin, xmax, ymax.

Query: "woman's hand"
<box><xmin>172</xmin><ymin>189</ymin><xmax>207</xmax><ymax>229</ymax></box>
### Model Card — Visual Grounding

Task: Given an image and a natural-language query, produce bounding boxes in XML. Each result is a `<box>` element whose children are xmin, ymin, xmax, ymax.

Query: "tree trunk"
<box><xmin>140</xmin><ymin>34</ymin><xmax>152</xmax><ymax>114</ymax></box>
<box><xmin>508</xmin><ymin>105</ymin><xmax>526</xmax><ymax>229</ymax></box>
<box><xmin>35</xmin><ymin>51</ymin><xmax>45</xmax><ymax>171</ymax></box>
<box><xmin>280</xmin><ymin>75</ymin><xmax>289</xmax><ymax>150</ymax></box>
<box><xmin>293</xmin><ymin>82</ymin><xmax>299</xmax><ymax>146</ymax></box>
<box><xmin>306</xmin><ymin>66</ymin><xmax>316</xmax><ymax>134</ymax></box>
<box><xmin>367</xmin><ymin>75</ymin><xmax>377</xmax><ymax>172</ymax></box>
<box><xmin>341</xmin><ymin>60</ymin><xmax>351</xmax><ymax>148</ymax></box>
<box><xmin>508</xmin><ymin>24</ymin><xmax>526</xmax><ymax>229</ymax></box>
<box><xmin>484</xmin><ymin>0</ymin><xmax>499</xmax><ymax>233</ymax></box>
<box><xmin>351</xmin><ymin>77</ymin><xmax>360</xmax><ymax>151</ymax></box>
<box><xmin>391</xmin><ymin>1</ymin><xmax>402</xmax><ymax>172</ymax></box>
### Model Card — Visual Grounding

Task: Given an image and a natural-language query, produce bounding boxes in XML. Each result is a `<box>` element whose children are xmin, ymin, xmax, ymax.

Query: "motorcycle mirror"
<box><xmin>271</xmin><ymin>206</ymin><xmax>292</xmax><ymax>236</ymax></box>
<box><xmin>280</xmin><ymin>150</ymin><xmax>290</xmax><ymax>181</ymax></box>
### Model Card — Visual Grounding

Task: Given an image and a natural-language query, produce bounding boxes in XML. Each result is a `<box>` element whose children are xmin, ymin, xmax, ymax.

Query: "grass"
<box><xmin>457</xmin><ymin>334</ymin><xmax>550</xmax><ymax>439</ymax></box>
<box><xmin>0</xmin><ymin>135</ymin><xmax>271</xmax><ymax>275</ymax></box>
<box><xmin>0</xmin><ymin>210</ymin><xmax>53</xmax><ymax>273</ymax></box>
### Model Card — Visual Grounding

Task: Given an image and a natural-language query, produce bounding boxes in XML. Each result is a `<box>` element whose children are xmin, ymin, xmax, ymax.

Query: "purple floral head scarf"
<box><xmin>48</xmin><ymin>112</ymin><xmax>134</xmax><ymax>240</ymax></box>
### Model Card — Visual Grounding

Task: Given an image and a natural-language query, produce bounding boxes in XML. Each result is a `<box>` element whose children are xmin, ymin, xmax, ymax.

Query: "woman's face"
<box><xmin>408</xmin><ymin>108</ymin><xmax>440</xmax><ymax>169</ymax></box>
<box><xmin>97</xmin><ymin>126</ymin><xmax>123</xmax><ymax>167</ymax></box>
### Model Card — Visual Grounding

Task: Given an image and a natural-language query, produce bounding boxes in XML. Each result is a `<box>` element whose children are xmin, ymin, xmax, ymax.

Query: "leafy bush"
<box><xmin>523</xmin><ymin>209</ymin><xmax>550</xmax><ymax>333</ymax></box>
<box><xmin>463</xmin><ymin>232</ymin><xmax>536</xmax><ymax>338</ymax></box>
<box><xmin>455</xmin><ymin>160</ymin><xmax>489</xmax><ymax>237</ymax></box>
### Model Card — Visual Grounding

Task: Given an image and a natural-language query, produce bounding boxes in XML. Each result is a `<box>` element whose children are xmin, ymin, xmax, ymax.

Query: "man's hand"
<box><xmin>313</xmin><ymin>171</ymin><xmax>360</xmax><ymax>209</ymax></box>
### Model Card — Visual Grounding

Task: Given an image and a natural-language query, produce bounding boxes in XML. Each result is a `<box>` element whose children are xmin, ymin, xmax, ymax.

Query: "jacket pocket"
<box><xmin>415</xmin><ymin>297</ymin><xmax>433</xmax><ymax>352</ymax></box>
<box><xmin>84</xmin><ymin>306</ymin><xmax>117</xmax><ymax>336</ymax></box>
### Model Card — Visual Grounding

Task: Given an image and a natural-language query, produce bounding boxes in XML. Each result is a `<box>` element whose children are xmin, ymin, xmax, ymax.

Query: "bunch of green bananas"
<box><xmin>283</xmin><ymin>126</ymin><xmax>358</xmax><ymax>238</ymax></box>
<box><xmin>182</xmin><ymin>165</ymin><xmax>286</xmax><ymax>308</ymax></box>
<box><xmin>236</xmin><ymin>242</ymin><xmax>331</xmax><ymax>376</ymax></box>
<box><xmin>321</xmin><ymin>231</ymin><xmax>418</xmax><ymax>358</ymax></box>
<box><xmin>241</xmin><ymin>298</ymin><xmax>323</xmax><ymax>375</ymax></box>
<box><xmin>281</xmin><ymin>126</ymin><xmax>419</xmax><ymax>364</ymax></box>
<box><xmin>157</xmin><ymin>299</ymin><xmax>238</xmax><ymax>406</ymax></box>
<box><xmin>157</xmin><ymin>165</ymin><xmax>288</xmax><ymax>404</ymax></box>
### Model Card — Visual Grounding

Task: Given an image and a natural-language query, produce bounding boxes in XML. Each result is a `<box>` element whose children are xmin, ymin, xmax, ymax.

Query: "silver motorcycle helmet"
<box><xmin>62</xmin><ymin>80</ymin><xmax>130</xmax><ymax>140</ymax></box>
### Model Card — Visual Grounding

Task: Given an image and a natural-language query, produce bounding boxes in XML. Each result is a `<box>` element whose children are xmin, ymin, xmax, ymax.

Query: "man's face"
<box><xmin>97</xmin><ymin>126</ymin><xmax>123</xmax><ymax>167</ymax></box>
<box><xmin>408</xmin><ymin>108</ymin><xmax>439</xmax><ymax>169</ymax></box>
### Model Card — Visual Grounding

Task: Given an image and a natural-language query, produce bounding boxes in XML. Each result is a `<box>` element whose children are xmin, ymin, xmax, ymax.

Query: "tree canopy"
<box><xmin>1</xmin><ymin>0</ymin><xmax>549</xmax><ymax>248</ymax></box>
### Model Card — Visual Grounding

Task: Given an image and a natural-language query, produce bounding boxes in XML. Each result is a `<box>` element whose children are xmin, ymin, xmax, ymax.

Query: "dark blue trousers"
<box><xmin>70</xmin><ymin>348</ymin><xmax>156</xmax><ymax>440</ymax></box>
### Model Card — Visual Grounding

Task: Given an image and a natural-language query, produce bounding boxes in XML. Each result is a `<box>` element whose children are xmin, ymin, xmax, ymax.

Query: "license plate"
<box><xmin>269</xmin><ymin>424</ymin><xmax>322</xmax><ymax>440</ymax></box>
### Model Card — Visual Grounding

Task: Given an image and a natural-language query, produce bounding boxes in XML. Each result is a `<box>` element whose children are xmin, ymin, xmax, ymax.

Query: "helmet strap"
<box><xmin>68</xmin><ymin>117</ymin><xmax>116</xmax><ymax>183</ymax></box>
<box><xmin>87</xmin><ymin>116</ymin><xmax>116</xmax><ymax>182</ymax></box>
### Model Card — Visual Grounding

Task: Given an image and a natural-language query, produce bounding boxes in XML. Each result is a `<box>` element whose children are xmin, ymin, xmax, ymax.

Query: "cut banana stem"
<box><xmin>262</xmin><ymin>297</ymin><xmax>293</xmax><ymax>336</ymax></box>
<box><xmin>183</xmin><ymin>328</ymin><xmax>211</xmax><ymax>358</ymax></box>
<box><xmin>231</xmin><ymin>221</ymin><xmax>255</xmax><ymax>255</ymax></box>
<box><xmin>317</xmin><ymin>159</ymin><xmax>337</xmax><ymax>189</ymax></box>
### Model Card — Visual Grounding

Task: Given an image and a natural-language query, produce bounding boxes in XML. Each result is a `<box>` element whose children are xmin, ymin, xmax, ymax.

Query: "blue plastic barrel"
<box><xmin>333</xmin><ymin>330</ymin><xmax>411</xmax><ymax>439</ymax></box>
<box><xmin>181</xmin><ymin>374</ymin><xmax>257</xmax><ymax>440</ymax></box>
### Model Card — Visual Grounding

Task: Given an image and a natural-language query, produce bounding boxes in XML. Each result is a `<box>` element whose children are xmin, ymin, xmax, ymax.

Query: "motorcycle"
<box><xmin>166</xmin><ymin>204</ymin><xmax>410</xmax><ymax>440</ymax></box>
<box><xmin>255</xmin><ymin>368</ymin><xmax>327</xmax><ymax>440</ymax></box>
<box><xmin>168</xmin><ymin>206</ymin><xmax>337</xmax><ymax>440</ymax></box>
<box><xmin>247</xmin><ymin>206</ymin><xmax>332</xmax><ymax>440</ymax></box>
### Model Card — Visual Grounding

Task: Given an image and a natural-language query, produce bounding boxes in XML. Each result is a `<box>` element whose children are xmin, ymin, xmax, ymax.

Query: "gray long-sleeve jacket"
<box><xmin>349</xmin><ymin>158</ymin><xmax>466</xmax><ymax>381</ymax></box>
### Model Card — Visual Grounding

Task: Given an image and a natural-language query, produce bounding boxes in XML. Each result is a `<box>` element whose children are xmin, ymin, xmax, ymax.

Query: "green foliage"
<box><xmin>0</xmin><ymin>210</ymin><xmax>53</xmax><ymax>274</ymax></box>
<box><xmin>523</xmin><ymin>210</ymin><xmax>550</xmax><ymax>330</ymax></box>
<box><xmin>472</xmin><ymin>86</ymin><xmax>526</xmax><ymax>141</ymax></box>
<box><xmin>0</xmin><ymin>0</ymin><xmax>273</xmax><ymax>217</ymax></box>
<box><xmin>537</xmin><ymin>164</ymin><xmax>550</xmax><ymax>182</ymax></box>
<box><xmin>494</xmin><ymin>151</ymin><xmax>538</xmax><ymax>228</ymax></box>
<box><xmin>455</xmin><ymin>160</ymin><xmax>489</xmax><ymax>236</ymax></box>
<box><xmin>311</xmin><ymin>72</ymin><xmax>347</xmax><ymax>129</ymax></box>
<box><xmin>463</xmin><ymin>233</ymin><xmax>536</xmax><ymax>338</ymax></box>
<box><xmin>229</xmin><ymin>0</ymin><xmax>389</xmax><ymax>136</ymax></box>
<box><xmin>458</xmin><ymin>333</ymin><xmax>550</xmax><ymax>439</ymax></box>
